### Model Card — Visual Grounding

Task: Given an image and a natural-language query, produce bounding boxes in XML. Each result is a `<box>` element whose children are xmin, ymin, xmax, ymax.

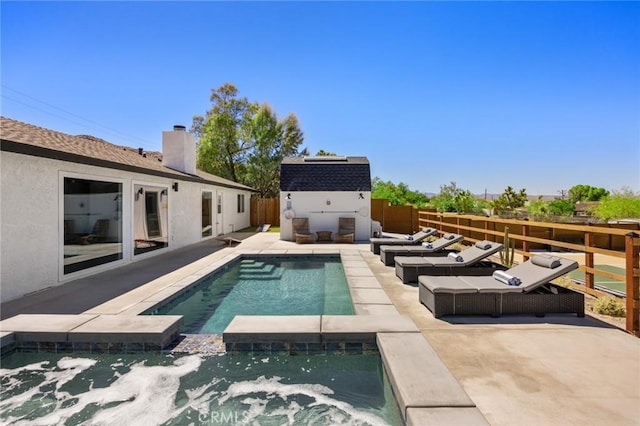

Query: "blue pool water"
<box><xmin>0</xmin><ymin>351</ymin><xmax>403</xmax><ymax>425</ymax></box>
<box><xmin>146</xmin><ymin>255</ymin><xmax>355</xmax><ymax>333</ymax></box>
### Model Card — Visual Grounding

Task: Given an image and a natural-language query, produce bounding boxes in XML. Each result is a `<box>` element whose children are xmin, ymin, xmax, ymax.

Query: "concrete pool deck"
<box><xmin>1</xmin><ymin>232</ymin><xmax>639</xmax><ymax>425</ymax></box>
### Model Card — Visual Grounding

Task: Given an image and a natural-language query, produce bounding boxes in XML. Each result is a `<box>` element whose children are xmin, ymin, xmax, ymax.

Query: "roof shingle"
<box><xmin>280</xmin><ymin>156</ymin><xmax>371</xmax><ymax>191</ymax></box>
<box><xmin>0</xmin><ymin>117</ymin><xmax>254</xmax><ymax>191</ymax></box>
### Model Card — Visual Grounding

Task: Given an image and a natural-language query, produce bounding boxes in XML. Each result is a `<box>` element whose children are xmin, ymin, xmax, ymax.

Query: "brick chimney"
<box><xmin>162</xmin><ymin>125</ymin><xmax>197</xmax><ymax>175</ymax></box>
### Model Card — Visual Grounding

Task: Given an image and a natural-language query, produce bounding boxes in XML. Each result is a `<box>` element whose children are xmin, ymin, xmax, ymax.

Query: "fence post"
<box><xmin>585</xmin><ymin>230</ymin><xmax>595</xmax><ymax>291</ymax></box>
<box><xmin>522</xmin><ymin>224</ymin><xmax>530</xmax><ymax>261</ymax></box>
<box><xmin>625</xmin><ymin>232</ymin><xmax>640</xmax><ymax>336</ymax></box>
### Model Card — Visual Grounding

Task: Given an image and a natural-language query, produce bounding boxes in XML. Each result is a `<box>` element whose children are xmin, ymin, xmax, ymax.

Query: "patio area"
<box><xmin>1</xmin><ymin>231</ymin><xmax>639</xmax><ymax>425</ymax></box>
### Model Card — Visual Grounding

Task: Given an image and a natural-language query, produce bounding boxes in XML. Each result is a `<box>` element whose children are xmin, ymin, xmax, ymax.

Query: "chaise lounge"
<box><xmin>369</xmin><ymin>227</ymin><xmax>438</xmax><ymax>255</ymax></box>
<box><xmin>418</xmin><ymin>254</ymin><xmax>583</xmax><ymax>318</ymax></box>
<box><xmin>379</xmin><ymin>233</ymin><xmax>464</xmax><ymax>266</ymax></box>
<box><xmin>394</xmin><ymin>240</ymin><xmax>504</xmax><ymax>283</ymax></box>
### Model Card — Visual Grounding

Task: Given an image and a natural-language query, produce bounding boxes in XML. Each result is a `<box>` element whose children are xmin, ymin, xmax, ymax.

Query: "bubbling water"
<box><xmin>1</xmin><ymin>353</ymin><xmax>400</xmax><ymax>425</ymax></box>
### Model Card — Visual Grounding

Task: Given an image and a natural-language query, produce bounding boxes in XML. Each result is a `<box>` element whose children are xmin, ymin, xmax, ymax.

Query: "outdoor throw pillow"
<box><xmin>475</xmin><ymin>240</ymin><xmax>492</xmax><ymax>250</ymax></box>
<box><xmin>531</xmin><ymin>255</ymin><xmax>561</xmax><ymax>269</ymax></box>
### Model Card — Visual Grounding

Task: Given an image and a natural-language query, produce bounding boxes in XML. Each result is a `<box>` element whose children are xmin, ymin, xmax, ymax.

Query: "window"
<box><xmin>63</xmin><ymin>177</ymin><xmax>123</xmax><ymax>274</ymax></box>
<box><xmin>237</xmin><ymin>194</ymin><xmax>245</xmax><ymax>213</ymax></box>
<box><xmin>134</xmin><ymin>184</ymin><xmax>169</xmax><ymax>255</ymax></box>
<box><xmin>202</xmin><ymin>191</ymin><xmax>213</xmax><ymax>237</ymax></box>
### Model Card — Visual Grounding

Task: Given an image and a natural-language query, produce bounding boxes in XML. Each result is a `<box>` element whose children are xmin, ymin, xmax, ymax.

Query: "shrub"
<box><xmin>592</xmin><ymin>296</ymin><xmax>626</xmax><ymax>317</ymax></box>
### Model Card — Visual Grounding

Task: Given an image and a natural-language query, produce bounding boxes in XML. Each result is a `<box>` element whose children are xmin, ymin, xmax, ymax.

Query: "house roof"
<box><xmin>0</xmin><ymin>117</ymin><xmax>255</xmax><ymax>192</ymax></box>
<box><xmin>280</xmin><ymin>156</ymin><xmax>371</xmax><ymax>191</ymax></box>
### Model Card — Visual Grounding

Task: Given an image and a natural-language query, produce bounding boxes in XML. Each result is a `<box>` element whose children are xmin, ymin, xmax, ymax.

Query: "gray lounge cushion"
<box><xmin>395</xmin><ymin>242</ymin><xmax>503</xmax><ymax>267</ymax></box>
<box><xmin>444</xmin><ymin>233</ymin><xmax>456</xmax><ymax>240</ymax></box>
<box><xmin>531</xmin><ymin>254</ymin><xmax>562</xmax><ymax>269</ymax></box>
<box><xmin>420</xmin><ymin>276</ymin><xmax>478</xmax><ymax>294</ymax></box>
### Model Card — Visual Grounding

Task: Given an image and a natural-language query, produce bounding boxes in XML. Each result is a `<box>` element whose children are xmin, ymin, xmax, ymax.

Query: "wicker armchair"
<box><xmin>335</xmin><ymin>217</ymin><xmax>355</xmax><ymax>243</ymax></box>
<box><xmin>292</xmin><ymin>218</ymin><xmax>314</xmax><ymax>244</ymax></box>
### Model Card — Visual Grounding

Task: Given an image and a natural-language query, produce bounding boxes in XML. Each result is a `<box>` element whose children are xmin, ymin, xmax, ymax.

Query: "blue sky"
<box><xmin>2</xmin><ymin>1</ymin><xmax>638</xmax><ymax>195</ymax></box>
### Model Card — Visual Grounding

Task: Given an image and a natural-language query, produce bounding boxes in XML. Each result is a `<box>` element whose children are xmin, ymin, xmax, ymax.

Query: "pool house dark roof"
<box><xmin>280</xmin><ymin>156</ymin><xmax>371</xmax><ymax>192</ymax></box>
<box><xmin>0</xmin><ymin>117</ymin><xmax>255</xmax><ymax>192</ymax></box>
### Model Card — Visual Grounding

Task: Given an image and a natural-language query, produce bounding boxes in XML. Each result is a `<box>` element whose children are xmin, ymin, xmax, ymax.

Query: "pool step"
<box><xmin>238</xmin><ymin>263</ymin><xmax>284</xmax><ymax>280</ymax></box>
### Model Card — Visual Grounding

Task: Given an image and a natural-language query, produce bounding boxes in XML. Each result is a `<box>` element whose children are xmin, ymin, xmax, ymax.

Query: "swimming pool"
<box><xmin>0</xmin><ymin>351</ymin><xmax>403</xmax><ymax>425</ymax></box>
<box><xmin>145</xmin><ymin>255</ymin><xmax>355</xmax><ymax>333</ymax></box>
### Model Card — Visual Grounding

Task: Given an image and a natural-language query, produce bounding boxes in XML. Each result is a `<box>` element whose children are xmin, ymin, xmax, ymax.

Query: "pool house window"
<box><xmin>63</xmin><ymin>177</ymin><xmax>123</xmax><ymax>274</ymax></box>
<box><xmin>237</xmin><ymin>194</ymin><xmax>245</xmax><ymax>213</ymax></box>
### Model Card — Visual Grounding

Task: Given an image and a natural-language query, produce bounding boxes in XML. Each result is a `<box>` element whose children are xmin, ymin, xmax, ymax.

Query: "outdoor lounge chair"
<box><xmin>369</xmin><ymin>227</ymin><xmax>437</xmax><ymax>255</ymax></box>
<box><xmin>394</xmin><ymin>240</ymin><xmax>504</xmax><ymax>283</ymax></box>
<box><xmin>335</xmin><ymin>217</ymin><xmax>355</xmax><ymax>243</ymax></box>
<box><xmin>418</xmin><ymin>254</ymin><xmax>583</xmax><ymax>318</ymax></box>
<box><xmin>379</xmin><ymin>233</ymin><xmax>464</xmax><ymax>266</ymax></box>
<box><xmin>292</xmin><ymin>217</ymin><xmax>314</xmax><ymax>244</ymax></box>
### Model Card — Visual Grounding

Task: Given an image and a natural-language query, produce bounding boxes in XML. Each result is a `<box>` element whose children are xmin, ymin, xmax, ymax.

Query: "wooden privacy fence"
<box><xmin>250</xmin><ymin>197</ymin><xmax>281</xmax><ymax>227</ymax></box>
<box><xmin>419</xmin><ymin>210</ymin><xmax>640</xmax><ymax>336</ymax></box>
<box><xmin>370</xmin><ymin>199</ymin><xmax>421</xmax><ymax>234</ymax></box>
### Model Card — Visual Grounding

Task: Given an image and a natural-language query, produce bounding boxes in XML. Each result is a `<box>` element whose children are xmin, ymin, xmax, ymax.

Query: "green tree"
<box><xmin>192</xmin><ymin>83</ymin><xmax>257</xmax><ymax>182</ymax></box>
<box><xmin>593</xmin><ymin>187</ymin><xmax>640</xmax><ymax>222</ymax></box>
<box><xmin>244</xmin><ymin>104</ymin><xmax>305</xmax><ymax>197</ymax></box>
<box><xmin>547</xmin><ymin>198</ymin><xmax>575</xmax><ymax>216</ymax></box>
<box><xmin>192</xmin><ymin>84</ymin><xmax>306</xmax><ymax>194</ymax></box>
<box><xmin>429</xmin><ymin>182</ymin><xmax>484</xmax><ymax>213</ymax></box>
<box><xmin>568</xmin><ymin>184</ymin><xmax>609</xmax><ymax>202</ymax></box>
<box><xmin>371</xmin><ymin>177</ymin><xmax>428</xmax><ymax>208</ymax></box>
<box><xmin>526</xmin><ymin>197</ymin><xmax>549</xmax><ymax>218</ymax></box>
<box><xmin>315</xmin><ymin>149</ymin><xmax>337</xmax><ymax>156</ymax></box>
<box><xmin>492</xmin><ymin>186</ymin><xmax>528</xmax><ymax>211</ymax></box>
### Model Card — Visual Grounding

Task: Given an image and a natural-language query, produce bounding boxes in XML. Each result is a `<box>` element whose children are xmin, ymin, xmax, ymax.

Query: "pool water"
<box><xmin>0</xmin><ymin>351</ymin><xmax>403</xmax><ymax>426</ymax></box>
<box><xmin>146</xmin><ymin>256</ymin><xmax>355</xmax><ymax>333</ymax></box>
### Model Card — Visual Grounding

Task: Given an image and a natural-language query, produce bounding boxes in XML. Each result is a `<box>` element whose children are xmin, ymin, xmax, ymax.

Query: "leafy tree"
<box><xmin>371</xmin><ymin>177</ymin><xmax>428</xmax><ymax>208</ymax></box>
<box><xmin>526</xmin><ymin>197</ymin><xmax>549</xmax><ymax>217</ymax></box>
<box><xmin>492</xmin><ymin>186</ymin><xmax>528</xmax><ymax>211</ymax></box>
<box><xmin>593</xmin><ymin>187</ymin><xmax>640</xmax><ymax>222</ymax></box>
<box><xmin>568</xmin><ymin>184</ymin><xmax>609</xmax><ymax>202</ymax></box>
<box><xmin>547</xmin><ymin>198</ymin><xmax>575</xmax><ymax>216</ymax></box>
<box><xmin>192</xmin><ymin>83</ymin><xmax>256</xmax><ymax>182</ymax></box>
<box><xmin>192</xmin><ymin>84</ymin><xmax>306</xmax><ymax>195</ymax></box>
<box><xmin>315</xmin><ymin>149</ymin><xmax>337</xmax><ymax>156</ymax></box>
<box><xmin>244</xmin><ymin>104</ymin><xmax>305</xmax><ymax>197</ymax></box>
<box><xmin>429</xmin><ymin>182</ymin><xmax>485</xmax><ymax>213</ymax></box>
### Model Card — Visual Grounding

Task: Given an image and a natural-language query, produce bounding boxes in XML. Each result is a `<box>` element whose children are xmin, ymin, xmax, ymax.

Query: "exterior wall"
<box><xmin>279</xmin><ymin>191</ymin><xmax>371</xmax><ymax>241</ymax></box>
<box><xmin>0</xmin><ymin>151</ymin><xmax>251</xmax><ymax>303</ymax></box>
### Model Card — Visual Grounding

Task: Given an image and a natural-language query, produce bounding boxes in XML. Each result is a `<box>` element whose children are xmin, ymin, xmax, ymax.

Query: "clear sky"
<box><xmin>2</xmin><ymin>1</ymin><xmax>638</xmax><ymax>196</ymax></box>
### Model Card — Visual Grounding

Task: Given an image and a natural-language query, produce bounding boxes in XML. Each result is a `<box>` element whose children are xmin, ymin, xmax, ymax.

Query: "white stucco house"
<box><xmin>0</xmin><ymin>117</ymin><xmax>255</xmax><ymax>302</ymax></box>
<box><xmin>279</xmin><ymin>156</ymin><xmax>372</xmax><ymax>241</ymax></box>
